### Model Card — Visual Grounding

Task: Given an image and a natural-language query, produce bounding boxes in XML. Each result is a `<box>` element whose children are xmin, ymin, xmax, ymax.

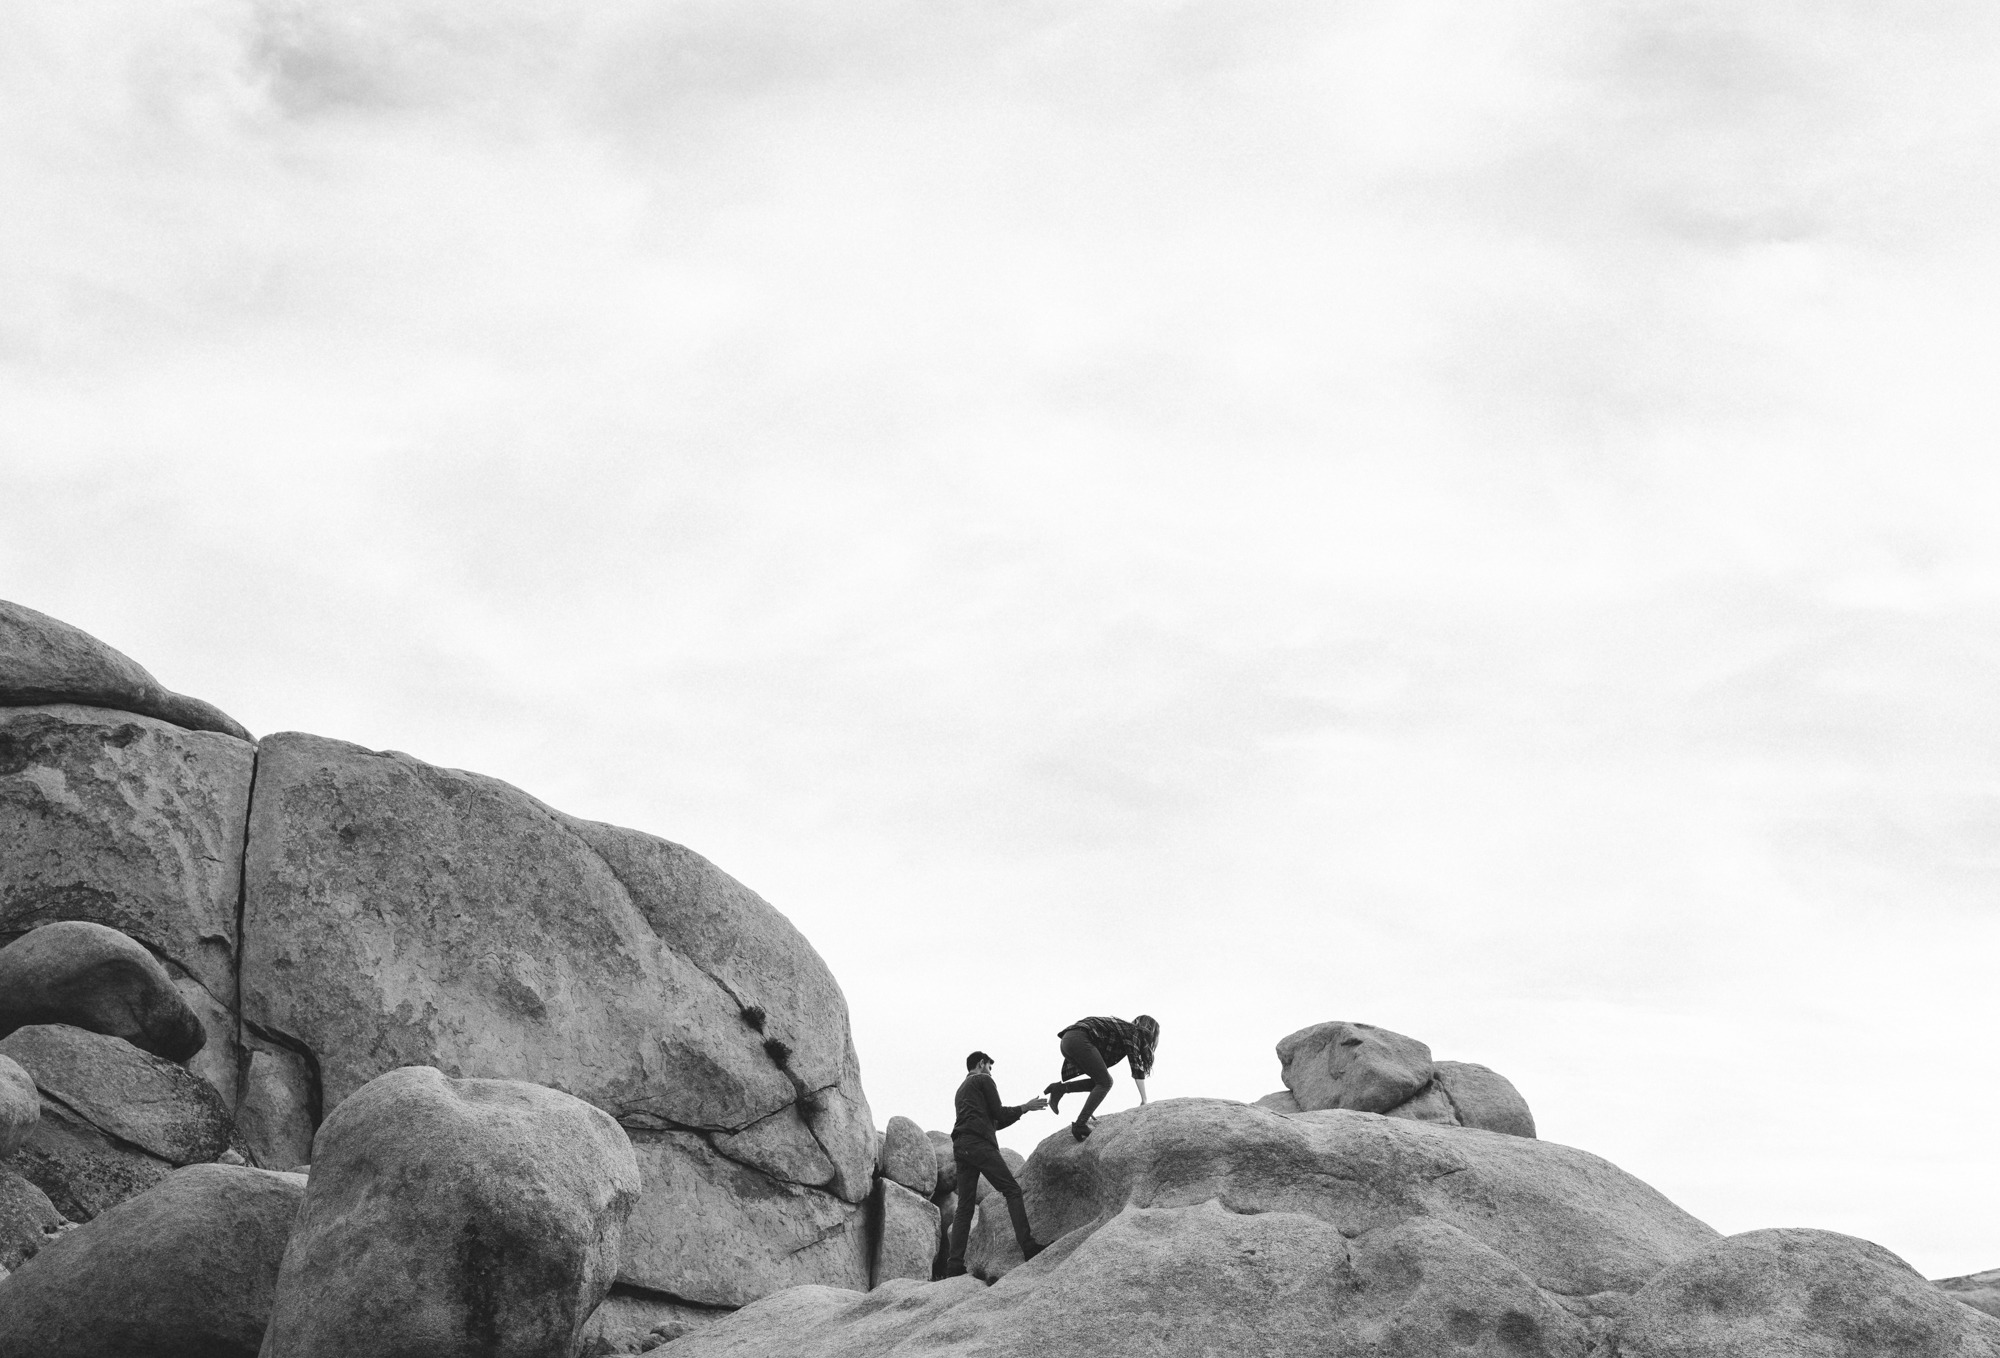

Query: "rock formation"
<box><xmin>1261</xmin><ymin>1019</ymin><xmax>1536</xmax><ymax>1137</ymax></box>
<box><xmin>260</xmin><ymin>1066</ymin><xmax>641</xmax><ymax>1358</ymax></box>
<box><xmin>679</xmin><ymin>1099</ymin><xmax>2000</xmax><ymax>1358</ymax></box>
<box><xmin>5</xmin><ymin>598</ymin><xmax>1999</xmax><ymax>1355</ymax></box>
<box><xmin>1</xmin><ymin>600</ymin><xmax>883</xmax><ymax>1313</ymax></box>
<box><xmin>0</xmin><ymin>1162</ymin><xmax>303</xmax><ymax>1358</ymax></box>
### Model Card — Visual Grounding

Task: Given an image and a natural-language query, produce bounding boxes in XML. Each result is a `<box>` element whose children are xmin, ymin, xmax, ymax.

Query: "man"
<box><xmin>943</xmin><ymin>1050</ymin><xmax>1048</xmax><ymax>1277</ymax></box>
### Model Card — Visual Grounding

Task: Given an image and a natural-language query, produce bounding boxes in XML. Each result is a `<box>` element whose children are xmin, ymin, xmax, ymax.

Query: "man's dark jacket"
<box><xmin>952</xmin><ymin>1071</ymin><xmax>1025</xmax><ymax>1146</ymax></box>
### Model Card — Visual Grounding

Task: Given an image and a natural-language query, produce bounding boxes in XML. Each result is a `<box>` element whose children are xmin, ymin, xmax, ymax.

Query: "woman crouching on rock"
<box><xmin>1044</xmin><ymin>1015</ymin><xmax>1159</xmax><ymax>1141</ymax></box>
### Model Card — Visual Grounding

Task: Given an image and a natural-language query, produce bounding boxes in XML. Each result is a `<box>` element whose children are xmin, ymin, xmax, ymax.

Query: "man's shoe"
<box><xmin>1070</xmin><ymin>1120</ymin><xmax>1092</xmax><ymax>1142</ymax></box>
<box><xmin>1022</xmin><ymin>1240</ymin><xmax>1046</xmax><ymax>1262</ymax></box>
<box><xmin>943</xmin><ymin>1261</ymin><xmax>967</xmax><ymax>1278</ymax></box>
<box><xmin>1044</xmin><ymin>1083</ymin><xmax>1065</xmax><ymax>1114</ymax></box>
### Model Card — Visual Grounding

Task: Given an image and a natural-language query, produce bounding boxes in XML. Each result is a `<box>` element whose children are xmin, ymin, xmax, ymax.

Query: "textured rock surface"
<box><xmin>0</xmin><ymin>599</ymin><xmax>251</xmax><ymax>740</ymax></box>
<box><xmin>1254</xmin><ymin>1088</ymin><xmax>1301</xmax><ymax>1113</ymax></box>
<box><xmin>0</xmin><ymin>1024</ymin><xmax>231</xmax><ymax>1165</ymax></box>
<box><xmin>871</xmin><ymin>1178</ymin><xmax>939</xmax><ymax>1287</ymax></box>
<box><xmin>1940</xmin><ymin>1265</ymin><xmax>2000</xmax><ymax>1321</ymax></box>
<box><xmin>5</xmin><ymin>1098</ymin><xmax>174</xmax><ymax>1220</ymax></box>
<box><xmin>877</xmin><ymin>1116</ymin><xmax>936</xmax><ymax>1197</ymax></box>
<box><xmin>235</xmin><ymin>1037</ymin><xmax>317</xmax><ymax>1170</ymax></box>
<box><xmin>0</xmin><ymin>705</ymin><xmax>252</xmax><ymax>1008</ymax></box>
<box><xmin>678</xmin><ymin>1207</ymin><xmax>1594</xmax><ymax>1358</ymax></box>
<box><xmin>622</xmin><ymin>1130</ymin><xmax>870</xmax><ymax>1306</ymax></box>
<box><xmin>1381</xmin><ymin>1079</ymin><xmax>1459</xmax><ymax>1125</ymax></box>
<box><xmin>262</xmin><ymin>1066</ymin><xmax>641</xmax><ymax>1358</ymax></box>
<box><xmin>664</xmin><ymin>1278</ymin><xmax>990</xmax><ymax>1358</ymax></box>
<box><xmin>0</xmin><ymin>920</ymin><xmax>205</xmax><ymax>1061</ymax></box>
<box><xmin>0</xmin><ymin>1053</ymin><xmax>36</xmax><ymax>1160</ymax></box>
<box><xmin>580</xmin><ymin>1288</ymin><xmax>727</xmax><ymax>1353</ymax></box>
<box><xmin>1620</xmin><ymin>1228</ymin><xmax>2000</xmax><ymax>1357</ymax></box>
<box><xmin>0</xmin><ymin>1163</ymin><xmax>302</xmax><ymax>1358</ymax></box>
<box><xmin>0</xmin><ymin>1169</ymin><xmax>65</xmax><ymax>1271</ymax></box>
<box><xmin>242</xmin><ymin>732</ymin><xmax>873</xmax><ymax>1296</ymax></box>
<box><xmin>967</xmin><ymin>1099</ymin><xmax>1715</xmax><ymax>1289</ymax></box>
<box><xmin>1434</xmin><ymin>1059</ymin><xmax>1537</xmax><ymax>1137</ymax></box>
<box><xmin>1276</xmin><ymin>1020</ymin><xmax>1434</xmax><ymax>1113</ymax></box>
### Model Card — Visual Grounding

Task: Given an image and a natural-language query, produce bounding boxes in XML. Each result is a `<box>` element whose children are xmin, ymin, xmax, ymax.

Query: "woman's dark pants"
<box><xmin>1052</xmin><ymin>1028</ymin><xmax>1115</xmax><ymax>1126</ymax></box>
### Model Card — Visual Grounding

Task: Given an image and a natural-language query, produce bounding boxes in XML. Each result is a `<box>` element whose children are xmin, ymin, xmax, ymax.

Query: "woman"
<box><xmin>1044</xmin><ymin>1014</ymin><xmax>1160</xmax><ymax>1141</ymax></box>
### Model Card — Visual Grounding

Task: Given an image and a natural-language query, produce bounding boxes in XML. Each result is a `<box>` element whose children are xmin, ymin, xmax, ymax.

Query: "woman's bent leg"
<box><xmin>1059</xmin><ymin>1028</ymin><xmax>1115</xmax><ymax>1125</ymax></box>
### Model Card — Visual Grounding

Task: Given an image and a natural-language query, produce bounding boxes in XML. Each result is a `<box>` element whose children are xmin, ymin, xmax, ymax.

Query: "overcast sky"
<box><xmin>9</xmin><ymin>0</ymin><xmax>2000</xmax><ymax>1277</ymax></box>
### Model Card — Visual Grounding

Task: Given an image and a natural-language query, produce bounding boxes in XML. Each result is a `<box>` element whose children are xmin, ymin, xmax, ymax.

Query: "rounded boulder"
<box><xmin>876</xmin><ymin>1117</ymin><xmax>936</xmax><ymax>1197</ymax></box>
<box><xmin>0</xmin><ymin>921</ymin><xmax>204</xmax><ymax>1061</ymax></box>
<box><xmin>260</xmin><ymin>1065</ymin><xmax>643</xmax><ymax>1358</ymax></box>
<box><xmin>0</xmin><ymin>1163</ymin><xmax>304</xmax><ymax>1358</ymax></box>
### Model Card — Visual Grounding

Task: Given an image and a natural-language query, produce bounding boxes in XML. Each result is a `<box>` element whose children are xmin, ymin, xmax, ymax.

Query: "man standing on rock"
<box><xmin>944</xmin><ymin>1050</ymin><xmax>1048</xmax><ymax>1277</ymax></box>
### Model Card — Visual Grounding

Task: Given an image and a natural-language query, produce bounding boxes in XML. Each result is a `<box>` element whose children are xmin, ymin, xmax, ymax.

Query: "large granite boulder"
<box><xmin>670</xmin><ymin>1100</ymin><xmax>1745</xmax><ymax>1358</ymax></box>
<box><xmin>262</xmin><ymin>1067</ymin><xmax>642</xmax><ymax>1358</ymax></box>
<box><xmin>621</xmin><ymin>1128</ymin><xmax>871</xmax><ymax>1307</ymax></box>
<box><xmin>1619</xmin><ymin>1228</ymin><xmax>2000</xmax><ymax>1357</ymax></box>
<box><xmin>0</xmin><ymin>920</ymin><xmax>206</xmax><ymax>1062</ymax></box>
<box><xmin>676</xmin><ymin>1206</ymin><xmax>1592</xmax><ymax>1358</ymax></box>
<box><xmin>967</xmin><ymin>1098</ymin><xmax>1715</xmax><ymax>1291</ymax></box>
<box><xmin>0</xmin><ymin>599</ymin><xmax>250</xmax><ymax>740</ymax></box>
<box><xmin>1276</xmin><ymin>1020</ymin><xmax>1434</xmax><ymax>1113</ymax></box>
<box><xmin>240</xmin><ymin>732</ymin><xmax>875</xmax><ymax>1302</ymax></box>
<box><xmin>0</xmin><ymin>1024</ymin><xmax>232</xmax><ymax>1165</ymax></box>
<box><xmin>877</xmin><ymin>1116</ymin><xmax>935</xmax><ymax>1197</ymax></box>
<box><xmin>0</xmin><ymin>1163</ymin><xmax>302</xmax><ymax>1358</ymax></box>
<box><xmin>0</xmin><ymin>704</ymin><xmax>253</xmax><ymax>1041</ymax></box>
<box><xmin>0</xmin><ymin>1053</ymin><xmax>36</xmax><ymax>1159</ymax></box>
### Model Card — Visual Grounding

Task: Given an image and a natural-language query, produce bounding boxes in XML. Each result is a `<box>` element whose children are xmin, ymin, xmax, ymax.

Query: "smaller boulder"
<box><xmin>0</xmin><ymin>1024</ymin><xmax>232</xmax><ymax>1165</ymax></box>
<box><xmin>1253</xmin><ymin>1089</ymin><xmax>1301</xmax><ymax>1114</ymax></box>
<box><xmin>1434</xmin><ymin>1060</ymin><xmax>1535</xmax><ymax>1138</ymax></box>
<box><xmin>876</xmin><ymin>1117</ymin><xmax>936</xmax><ymax>1197</ymax></box>
<box><xmin>925</xmin><ymin>1130</ymin><xmax>955</xmax><ymax>1197</ymax></box>
<box><xmin>1382</xmin><ymin>1081</ymin><xmax>1458</xmax><ymax>1125</ymax></box>
<box><xmin>0</xmin><ymin>1170</ymin><xmax>65</xmax><ymax>1271</ymax></box>
<box><xmin>1276</xmin><ymin>1021</ymin><xmax>1434</xmax><ymax>1114</ymax></box>
<box><xmin>0</xmin><ymin>921</ymin><xmax>205</xmax><ymax>1061</ymax></box>
<box><xmin>0</xmin><ymin>1053</ymin><xmax>36</xmax><ymax>1159</ymax></box>
<box><xmin>261</xmin><ymin>1066</ymin><xmax>643</xmax><ymax>1358</ymax></box>
<box><xmin>7</xmin><ymin>1100</ymin><xmax>174</xmax><ymax>1221</ymax></box>
<box><xmin>871</xmin><ymin>1178</ymin><xmax>939</xmax><ymax>1287</ymax></box>
<box><xmin>0</xmin><ymin>1163</ymin><xmax>303</xmax><ymax>1358</ymax></box>
<box><xmin>0</xmin><ymin>598</ymin><xmax>250</xmax><ymax>739</ymax></box>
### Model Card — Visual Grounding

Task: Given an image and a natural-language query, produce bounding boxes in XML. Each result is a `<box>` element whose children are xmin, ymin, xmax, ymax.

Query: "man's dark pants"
<box><xmin>946</xmin><ymin>1137</ymin><xmax>1035</xmax><ymax>1267</ymax></box>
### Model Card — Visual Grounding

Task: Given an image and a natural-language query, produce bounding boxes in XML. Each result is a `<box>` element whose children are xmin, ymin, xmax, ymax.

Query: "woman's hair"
<box><xmin>1134</xmin><ymin>1014</ymin><xmax>1160</xmax><ymax>1040</ymax></box>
